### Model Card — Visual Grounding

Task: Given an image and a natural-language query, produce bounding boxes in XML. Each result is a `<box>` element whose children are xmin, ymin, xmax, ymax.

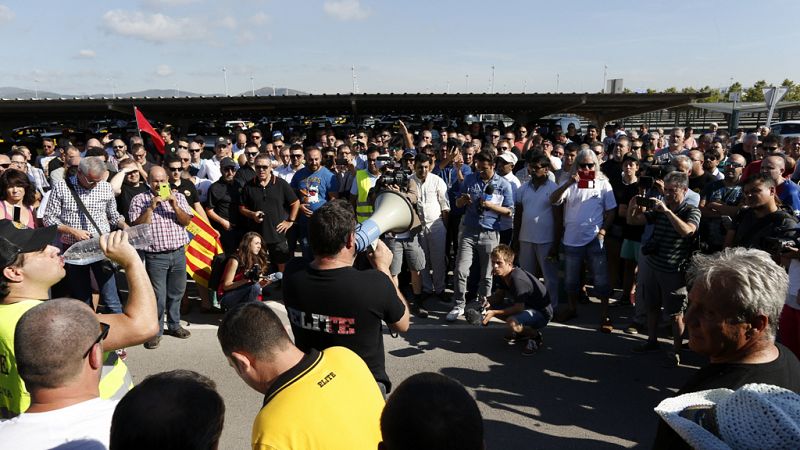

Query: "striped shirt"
<box><xmin>43</xmin><ymin>177</ymin><xmax>123</xmax><ymax>246</ymax></box>
<box><xmin>128</xmin><ymin>191</ymin><xmax>193</xmax><ymax>253</ymax></box>
<box><xmin>644</xmin><ymin>202</ymin><xmax>701</xmax><ymax>273</ymax></box>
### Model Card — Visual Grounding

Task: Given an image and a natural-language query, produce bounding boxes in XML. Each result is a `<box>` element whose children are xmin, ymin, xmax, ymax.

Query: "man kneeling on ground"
<box><xmin>467</xmin><ymin>244</ymin><xmax>551</xmax><ymax>356</ymax></box>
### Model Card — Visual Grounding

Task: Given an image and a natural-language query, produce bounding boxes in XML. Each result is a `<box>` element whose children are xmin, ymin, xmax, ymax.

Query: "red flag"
<box><xmin>134</xmin><ymin>107</ymin><xmax>165</xmax><ymax>155</ymax></box>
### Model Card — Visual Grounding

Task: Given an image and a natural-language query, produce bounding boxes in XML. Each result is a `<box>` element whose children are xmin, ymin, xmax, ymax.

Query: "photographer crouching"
<box><xmin>627</xmin><ymin>171</ymin><xmax>701</xmax><ymax>366</ymax></box>
<box><xmin>369</xmin><ymin>151</ymin><xmax>427</xmax><ymax>317</ymax></box>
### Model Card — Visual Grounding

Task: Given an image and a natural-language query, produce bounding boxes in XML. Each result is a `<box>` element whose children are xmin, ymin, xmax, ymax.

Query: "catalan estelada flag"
<box><xmin>185</xmin><ymin>209</ymin><xmax>224</xmax><ymax>288</ymax></box>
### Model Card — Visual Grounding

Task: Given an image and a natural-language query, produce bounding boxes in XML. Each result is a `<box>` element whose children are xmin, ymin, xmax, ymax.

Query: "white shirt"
<box><xmin>0</xmin><ymin>398</ymin><xmax>118</xmax><ymax>449</ymax></box>
<box><xmin>197</xmin><ymin>157</ymin><xmax>222</xmax><ymax>182</ymax></box>
<box><xmin>275</xmin><ymin>164</ymin><xmax>303</xmax><ymax>184</ymax></box>
<box><xmin>411</xmin><ymin>173</ymin><xmax>450</xmax><ymax>228</ymax></box>
<box><xmin>193</xmin><ymin>177</ymin><xmax>213</xmax><ymax>203</ymax></box>
<box><xmin>554</xmin><ymin>178</ymin><xmax>617</xmax><ymax>247</ymax></box>
<box><xmin>516</xmin><ymin>179</ymin><xmax>558</xmax><ymax>244</ymax></box>
<box><xmin>500</xmin><ymin>172</ymin><xmax>521</xmax><ymax>231</ymax></box>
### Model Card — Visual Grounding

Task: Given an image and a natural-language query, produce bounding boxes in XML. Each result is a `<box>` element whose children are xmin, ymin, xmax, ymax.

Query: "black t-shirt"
<box><xmin>497</xmin><ymin>268</ymin><xmax>551</xmax><ymax>318</ymax></box>
<box><xmin>688</xmin><ymin>172</ymin><xmax>716</xmax><ymax>194</ymax></box>
<box><xmin>282</xmin><ymin>260</ymin><xmax>406</xmax><ymax>390</ymax></box>
<box><xmin>732</xmin><ymin>208</ymin><xmax>797</xmax><ymax>251</ymax></box>
<box><xmin>206</xmin><ymin>179</ymin><xmax>241</xmax><ymax>226</ymax></box>
<box><xmin>601</xmin><ymin>159</ymin><xmax>623</xmax><ymax>192</ymax></box>
<box><xmin>653</xmin><ymin>344</ymin><xmax>800</xmax><ymax>450</ymax></box>
<box><xmin>234</xmin><ymin>165</ymin><xmax>256</xmax><ymax>187</ymax></box>
<box><xmin>618</xmin><ymin>181</ymin><xmax>645</xmax><ymax>241</ymax></box>
<box><xmin>117</xmin><ymin>182</ymin><xmax>149</xmax><ymax>223</ymax></box>
<box><xmin>239</xmin><ymin>177</ymin><xmax>298</xmax><ymax>243</ymax></box>
<box><xmin>171</xmin><ymin>180</ymin><xmax>199</xmax><ymax>207</ymax></box>
<box><xmin>730</xmin><ymin>143</ymin><xmax>753</xmax><ymax>164</ymax></box>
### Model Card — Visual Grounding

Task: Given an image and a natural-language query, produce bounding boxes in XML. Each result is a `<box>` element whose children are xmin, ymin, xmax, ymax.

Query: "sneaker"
<box><xmin>445</xmin><ymin>306</ymin><xmax>464</xmax><ymax>322</ymax></box>
<box><xmin>143</xmin><ymin>336</ymin><xmax>161</xmax><ymax>350</ymax></box>
<box><xmin>164</xmin><ymin>327</ymin><xmax>191</xmax><ymax>339</ymax></box>
<box><xmin>522</xmin><ymin>338</ymin><xmax>539</xmax><ymax>356</ymax></box>
<box><xmin>532</xmin><ymin>331</ymin><xmax>544</xmax><ymax>349</ymax></box>
<box><xmin>632</xmin><ymin>340</ymin><xmax>660</xmax><ymax>353</ymax></box>
<box><xmin>464</xmin><ymin>309</ymin><xmax>483</xmax><ymax>326</ymax></box>
<box><xmin>504</xmin><ymin>333</ymin><xmax>519</xmax><ymax>345</ymax></box>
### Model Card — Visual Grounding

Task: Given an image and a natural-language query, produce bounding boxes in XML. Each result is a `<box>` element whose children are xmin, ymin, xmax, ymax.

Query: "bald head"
<box><xmin>15</xmin><ymin>299</ymin><xmax>100</xmax><ymax>390</ymax></box>
<box><xmin>0</xmin><ymin>154</ymin><xmax>9</xmax><ymax>174</ymax></box>
<box><xmin>149</xmin><ymin>165</ymin><xmax>167</xmax><ymax>180</ymax></box>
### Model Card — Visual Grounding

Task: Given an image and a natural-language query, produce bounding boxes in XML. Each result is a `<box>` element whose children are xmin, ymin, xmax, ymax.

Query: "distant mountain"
<box><xmin>242</xmin><ymin>87</ymin><xmax>310</xmax><ymax>96</ymax></box>
<box><xmin>0</xmin><ymin>86</ymin><xmax>62</xmax><ymax>99</ymax></box>
<box><xmin>0</xmin><ymin>86</ymin><xmax>308</xmax><ymax>99</ymax></box>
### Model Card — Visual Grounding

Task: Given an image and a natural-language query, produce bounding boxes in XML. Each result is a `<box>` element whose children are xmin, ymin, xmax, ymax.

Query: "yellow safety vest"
<box><xmin>355</xmin><ymin>170</ymin><xmax>374</xmax><ymax>223</ymax></box>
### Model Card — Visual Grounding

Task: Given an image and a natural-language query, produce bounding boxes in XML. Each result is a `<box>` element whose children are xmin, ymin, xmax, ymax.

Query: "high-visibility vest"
<box><xmin>355</xmin><ymin>170</ymin><xmax>374</xmax><ymax>223</ymax></box>
<box><xmin>99</xmin><ymin>351</ymin><xmax>133</xmax><ymax>401</ymax></box>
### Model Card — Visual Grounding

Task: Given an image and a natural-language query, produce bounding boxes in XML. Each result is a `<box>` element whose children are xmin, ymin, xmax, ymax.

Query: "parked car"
<box><xmin>768</xmin><ymin>120</ymin><xmax>800</xmax><ymax>139</ymax></box>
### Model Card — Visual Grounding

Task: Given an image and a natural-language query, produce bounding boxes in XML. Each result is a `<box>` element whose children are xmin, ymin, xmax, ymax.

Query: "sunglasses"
<box><xmin>189</xmin><ymin>149</ymin><xmax>202</xmax><ymax>153</ymax></box>
<box><xmin>83</xmin><ymin>322</ymin><xmax>110</xmax><ymax>358</ymax></box>
<box><xmin>0</xmin><ymin>163</ymin><xmax>9</xmax><ymax>168</ymax></box>
<box><xmin>134</xmin><ymin>153</ymin><xmax>146</xmax><ymax>158</ymax></box>
<box><xmin>498</xmin><ymin>147</ymin><xmax>509</xmax><ymax>151</ymax></box>
<box><xmin>246</xmin><ymin>152</ymin><xmax>259</xmax><ymax>157</ymax></box>
<box><xmin>579</xmin><ymin>163</ymin><xmax>595</xmax><ymax>169</ymax></box>
<box><xmin>180</xmin><ymin>158</ymin><xmax>190</xmax><ymax>162</ymax></box>
<box><xmin>728</xmin><ymin>162</ymin><xmax>744</xmax><ymax>168</ymax></box>
<box><xmin>290</xmin><ymin>154</ymin><xmax>303</xmax><ymax>159</ymax></box>
<box><xmin>222</xmin><ymin>167</ymin><xmax>236</xmax><ymax>172</ymax></box>
<box><xmin>168</xmin><ymin>167</ymin><xmax>182</xmax><ymax>172</ymax></box>
<box><xmin>178</xmin><ymin>145</ymin><xmax>189</xmax><ymax>149</ymax></box>
<box><xmin>255</xmin><ymin>165</ymin><xmax>270</xmax><ymax>171</ymax></box>
<box><xmin>252</xmin><ymin>135</ymin><xmax>262</xmax><ymax>139</ymax></box>
<box><xmin>631</xmin><ymin>146</ymin><xmax>642</xmax><ymax>150</ymax></box>
<box><xmin>113</xmin><ymin>145</ymin><xmax>125</xmax><ymax>149</ymax></box>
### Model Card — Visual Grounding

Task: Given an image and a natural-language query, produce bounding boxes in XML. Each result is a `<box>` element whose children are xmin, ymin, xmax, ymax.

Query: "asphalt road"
<box><xmin>124</xmin><ymin>291</ymin><xmax>703</xmax><ymax>450</ymax></box>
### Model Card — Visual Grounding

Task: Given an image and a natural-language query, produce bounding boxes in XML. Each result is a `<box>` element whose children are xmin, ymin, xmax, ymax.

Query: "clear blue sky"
<box><xmin>1</xmin><ymin>0</ymin><xmax>798</xmax><ymax>95</ymax></box>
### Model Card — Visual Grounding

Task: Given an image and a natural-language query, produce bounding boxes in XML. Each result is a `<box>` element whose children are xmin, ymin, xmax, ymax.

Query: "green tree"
<box><xmin>663</xmin><ymin>87</ymin><xmax>678</xmax><ymax>93</ymax></box>
<box><xmin>697</xmin><ymin>86</ymin><xmax>724</xmax><ymax>103</ymax></box>
<box><xmin>781</xmin><ymin>79</ymin><xmax>800</xmax><ymax>101</ymax></box>
<box><xmin>744</xmin><ymin>80</ymin><xmax>768</xmax><ymax>102</ymax></box>
<box><xmin>645</xmin><ymin>88</ymin><xmax>657</xmax><ymax>94</ymax></box>
<box><xmin>729</xmin><ymin>81</ymin><xmax>743</xmax><ymax>93</ymax></box>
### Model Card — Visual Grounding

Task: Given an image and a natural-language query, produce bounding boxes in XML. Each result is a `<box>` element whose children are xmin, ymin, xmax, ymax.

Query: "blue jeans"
<box><xmin>144</xmin><ymin>248</ymin><xmax>187</xmax><ymax>336</ymax></box>
<box><xmin>295</xmin><ymin>222</ymin><xmax>313</xmax><ymax>262</ymax></box>
<box><xmin>563</xmin><ymin>237</ymin><xmax>610</xmax><ymax>298</ymax></box>
<box><xmin>65</xmin><ymin>261</ymin><xmax>123</xmax><ymax>314</ymax></box>
<box><xmin>220</xmin><ymin>283</ymin><xmax>262</xmax><ymax>310</ymax></box>
<box><xmin>518</xmin><ymin>241</ymin><xmax>560</xmax><ymax>309</ymax></box>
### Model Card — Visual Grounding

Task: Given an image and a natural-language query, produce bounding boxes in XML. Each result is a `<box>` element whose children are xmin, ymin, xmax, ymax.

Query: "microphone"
<box><xmin>478</xmin><ymin>183</ymin><xmax>494</xmax><ymax>214</ymax></box>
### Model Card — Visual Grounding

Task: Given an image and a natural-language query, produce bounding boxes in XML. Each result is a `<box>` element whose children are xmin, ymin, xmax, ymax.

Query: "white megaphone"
<box><xmin>355</xmin><ymin>190</ymin><xmax>421</xmax><ymax>252</ymax></box>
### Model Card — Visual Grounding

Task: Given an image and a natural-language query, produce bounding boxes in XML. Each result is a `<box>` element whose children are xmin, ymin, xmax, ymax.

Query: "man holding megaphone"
<box><xmin>282</xmin><ymin>199</ymin><xmax>410</xmax><ymax>395</ymax></box>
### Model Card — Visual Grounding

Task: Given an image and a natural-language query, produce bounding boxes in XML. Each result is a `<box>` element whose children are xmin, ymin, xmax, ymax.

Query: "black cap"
<box><xmin>219</xmin><ymin>157</ymin><xmax>236</xmax><ymax>170</ymax></box>
<box><xmin>0</xmin><ymin>220</ymin><xmax>57</xmax><ymax>270</ymax></box>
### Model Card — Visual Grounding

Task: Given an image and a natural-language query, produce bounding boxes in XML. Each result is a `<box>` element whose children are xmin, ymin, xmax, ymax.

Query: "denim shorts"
<box><xmin>512</xmin><ymin>308</ymin><xmax>550</xmax><ymax>330</ymax></box>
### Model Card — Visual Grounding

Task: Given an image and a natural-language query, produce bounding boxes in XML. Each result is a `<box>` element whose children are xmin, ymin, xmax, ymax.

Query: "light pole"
<box><xmin>465</xmin><ymin>74</ymin><xmax>469</xmax><ymax>92</ymax></box>
<box><xmin>490</xmin><ymin>65</ymin><xmax>495</xmax><ymax>93</ymax></box>
<box><xmin>250</xmin><ymin>75</ymin><xmax>255</xmax><ymax>96</ymax></box>
<box><xmin>603</xmin><ymin>64</ymin><xmax>608</xmax><ymax>93</ymax></box>
<box><xmin>222</xmin><ymin>67</ymin><xmax>229</xmax><ymax>96</ymax></box>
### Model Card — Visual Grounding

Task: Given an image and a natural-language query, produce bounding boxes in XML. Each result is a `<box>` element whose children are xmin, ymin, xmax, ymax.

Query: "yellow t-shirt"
<box><xmin>252</xmin><ymin>346</ymin><xmax>384</xmax><ymax>450</ymax></box>
<box><xmin>0</xmin><ymin>300</ymin><xmax>41</xmax><ymax>418</ymax></box>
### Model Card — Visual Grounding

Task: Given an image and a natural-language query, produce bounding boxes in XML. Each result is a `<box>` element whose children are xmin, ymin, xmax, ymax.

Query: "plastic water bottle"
<box><xmin>62</xmin><ymin>224</ymin><xmax>153</xmax><ymax>266</ymax></box>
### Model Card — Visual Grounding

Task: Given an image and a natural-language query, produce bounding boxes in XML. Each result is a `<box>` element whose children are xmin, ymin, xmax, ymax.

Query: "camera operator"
<box><xmin>627</xmin><ymin>171</ymin><xmax>700</xmax><ymax>366</ymax></box>
<box><xmin>372</xmin><ymin>156</ymin><xmax>427</xmax><ymax>318</ymax></box>
<box><xmin>724</xmin><ymin>173</ymin><xmax>798</xmax><ymax>255</ymax></box>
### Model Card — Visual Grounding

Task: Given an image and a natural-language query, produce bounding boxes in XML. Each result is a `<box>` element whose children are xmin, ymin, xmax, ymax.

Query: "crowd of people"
<box><xmin>0</xmin><ymin>116</ymin><xmax>799</xmax><ymax>448</ymax></box>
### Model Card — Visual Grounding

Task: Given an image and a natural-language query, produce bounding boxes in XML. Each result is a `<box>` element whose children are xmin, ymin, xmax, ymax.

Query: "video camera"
<box><xmin>376</xmin><ymin>162</ymin><xmax>412</xmax><ymax>190</ymax></box>
<box><xmin>244</xmin><ymin>264</ymin><xmax>262</xmax><ymax>283</ymax></box>
<box><xmin>762</xmin><ymin>226</ymin><xmax>800</xmax><ymax>254</ymax></box>
<box><xmin>642</xmin><ymin>164</ymin><xmax>675</xmax><ymax>180</ymax></box>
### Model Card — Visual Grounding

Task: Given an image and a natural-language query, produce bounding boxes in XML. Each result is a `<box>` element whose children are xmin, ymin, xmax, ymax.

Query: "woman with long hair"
<box><xmin>218</xmin><ymin>232</ymin><xmax>273</xmax><ymax>310</ymax></box>
<box><xmin>0</xmin><ymin>169</ymin><xmax>36</xmax><ymax>228</ymax></box>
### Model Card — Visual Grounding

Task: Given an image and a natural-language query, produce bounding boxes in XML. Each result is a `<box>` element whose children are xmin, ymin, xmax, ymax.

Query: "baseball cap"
<box><xmin>0</xmin><ymin>220</ymin><xmax>57</xmax><ymax>270</ymax></box>
<box><xmin>655</xmin><ymin>383</ymin><xmax>800</xmax><ymax>450</ymax></box>
<box><xmin>497</xmin><ymin>152</ymin><xmax>518</xmax><ymax>166</ymax></box>
<box><xmin>402</xmin><ymin>149</ymin><xmax>416</xmax><ymax>159</ymax></box>
<box><xmin>272</xmin><ymin>131</ymin><xmax>284</xmax><ymax>141</ymax></box>
<box><xmin>219</xmin><ymin>157</ymin><xmax>236</xmax><ymax>170</ymax></box>
<box><xmin>215</xmin><ymin>137</ymin><xmax>229</xmax><ymax>147</ymax></box>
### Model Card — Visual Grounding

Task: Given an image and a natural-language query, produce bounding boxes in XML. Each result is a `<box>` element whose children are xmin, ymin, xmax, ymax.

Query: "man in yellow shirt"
<box><xmin>218</xmin><ymin>302</ymin><xmax>385</xmax><ymax>450</ymax></box>
<box><xmin>0</xmin><ymin>221</ymin><xmax>158</xmax><ymax>418</ymax></box>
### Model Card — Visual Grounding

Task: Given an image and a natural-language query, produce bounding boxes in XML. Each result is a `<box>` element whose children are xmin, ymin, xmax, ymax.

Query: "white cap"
<box><xmin>655</xmin><ymin>383</ymin><xmax>800</xmax><ymax>450</ymax></box>
<box><xmin>497</xmin><ymin>152</ymin><xmax>517</xmax><ymax>166</ymax></box>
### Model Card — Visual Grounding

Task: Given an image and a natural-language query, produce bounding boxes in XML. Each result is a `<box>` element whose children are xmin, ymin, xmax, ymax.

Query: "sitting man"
<box><xmin>0</xmin><ymin>299</ymin><xmax>120</xmax><ymax>448</ymax></box>
<box><xmin>469</xmin><ymin>244</ymin><xmax>551</xmax><ymax>356</ymax></box>
<box><xmin>0</xmin><ymin>222</ymin><xmax>158</xmax><ymax>418</ymax></box>
<box><xmin>653</xmin><ymin>247</ymin><xmax>800</xmax><ymax>449</ymax></box>
<box><xmin>218</xmin><ymin>302</ymin><xmax>385</xmax><ymax>449</ymax></box>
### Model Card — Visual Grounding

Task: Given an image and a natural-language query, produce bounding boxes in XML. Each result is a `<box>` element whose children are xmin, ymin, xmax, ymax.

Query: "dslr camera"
<box><xmin>244</xmin><ymin>264</ymin><xmax>262</xmax><ymax>283</ymax></box>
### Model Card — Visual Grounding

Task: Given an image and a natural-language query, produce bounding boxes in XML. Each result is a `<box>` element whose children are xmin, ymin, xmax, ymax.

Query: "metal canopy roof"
<box><xmin>0</xmin><ymin>92</ymin><xmax>705</xmax><ymax>125</ymax></box>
